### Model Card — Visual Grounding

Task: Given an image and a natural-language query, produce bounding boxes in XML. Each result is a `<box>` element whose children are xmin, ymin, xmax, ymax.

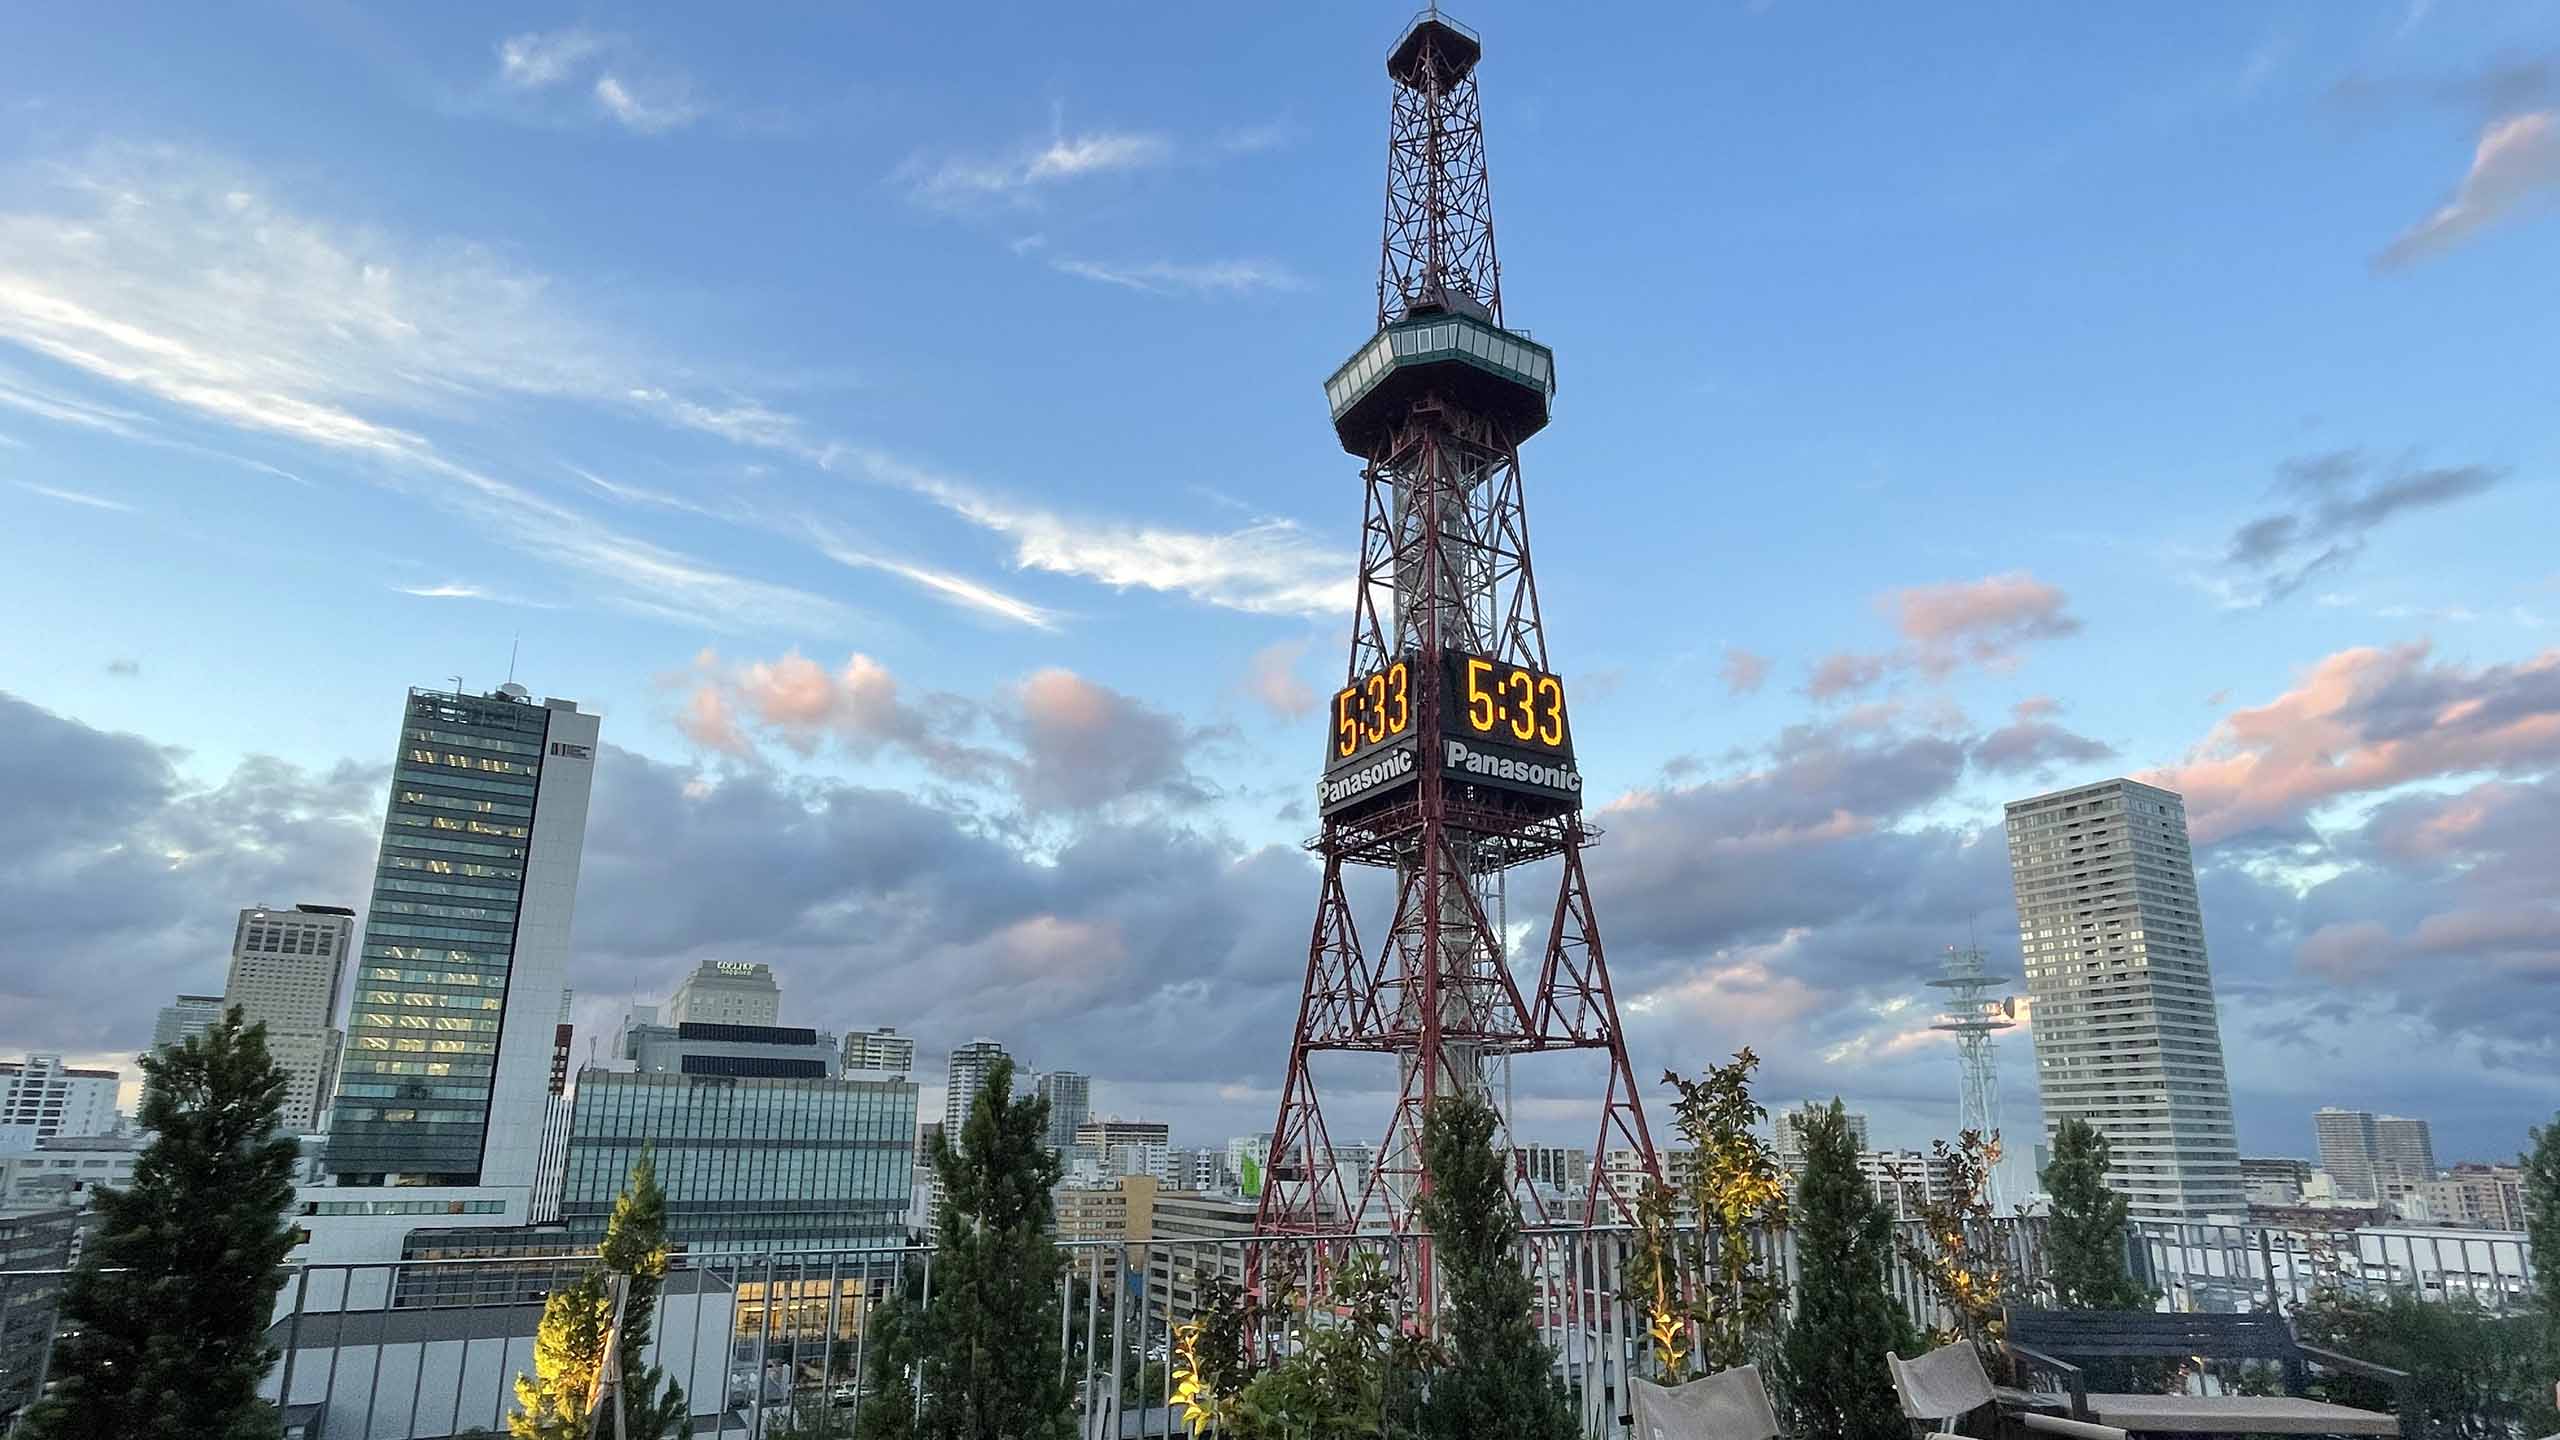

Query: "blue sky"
<box><xmin>3</xmin><ymin>4</ymin><xmax>2555</xmax><ymax>1164</ymax></box>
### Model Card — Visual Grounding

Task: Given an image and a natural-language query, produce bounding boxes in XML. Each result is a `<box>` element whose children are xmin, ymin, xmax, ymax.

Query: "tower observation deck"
<box><xmin>1257</xmin><ymin>12</ymin><xmax>1660</xmax><ymax>1244</ymax></box>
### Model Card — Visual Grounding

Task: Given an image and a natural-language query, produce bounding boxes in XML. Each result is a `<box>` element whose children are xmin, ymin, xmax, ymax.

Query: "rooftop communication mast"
<box><xmin>1928</xmin><ymin>944</ymin><xmax>2017</xmax><ymax>1207</ymax></box>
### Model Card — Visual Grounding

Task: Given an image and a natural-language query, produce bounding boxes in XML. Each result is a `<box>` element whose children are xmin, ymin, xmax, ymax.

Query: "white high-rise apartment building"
<box><xmin>926</xmin><ymin>1039</ymin><xmax>1011</xmax><ymax>1232</ymax></box>
<box><xmin>1036</xmin><ymin>1071</ymin><xmax>1091</xmax><ymax>1153</ymax></box>
<box><xmin>667</xmin><ymin>960</ymin><xmax>781</xmax><ymax>1027</ymax></box>
<box><xmin>0</xmin><ymin>1056</ymin><xmax>121</xmax><ymax>1139</ymax></box>
<box><xmin>2006</xmin><ymin>779</ymin><xmax>2242</xmax><ymax>1219</ymax></box>
<box><xmin>223</xmin><ymin>903</ymin><xmax>355</xmax><ymax>1133</ymax></box>
<box><xmin>2374</xmin><ymin>1115</ymin><xmax>2436</xmax><ymax>1190</ymax></box>
<box><xmin>944</xmin><ymin>1039</ymin><xmax>1011</xmax><ymax>1130</ymax></box>
<box><xmin>844</xmin><ymin>1027</ymin><xmax>918</xmax><ymax>1076</ymax></box>
<box><xmin>1774</xmin><ymin>1102</ymin><xmax>1870</xmax><ymax>1170</ymax></box>
<box><xmin>2315</xmin><ymin>1108</ymin><xmax>2382</xmax><ymax>1201</ymax></box>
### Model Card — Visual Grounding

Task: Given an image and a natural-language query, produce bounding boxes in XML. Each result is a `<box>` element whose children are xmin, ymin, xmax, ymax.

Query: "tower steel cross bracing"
<box><xmin>1257</xmin><ymin>12</ymin><xmax>1661</xmax><ymax>1246</ymax></box>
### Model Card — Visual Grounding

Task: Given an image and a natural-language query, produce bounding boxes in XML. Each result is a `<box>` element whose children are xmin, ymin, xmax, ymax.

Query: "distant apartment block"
<box><xmin>0</xmin><ymin>1056</ymin><xmax>120</xmax><ymax>1140</ymax></box>
<box><xmin>2314</xmin><ymin>1108</ymin><xmax>2383</xmax><ymax>1202</ymax></box>
<box><xmin>2007</xmin><ymin>779</ymin><xmax>2243</xmax><ymax>1219</ymax></box>
<box><xmin>2423</xmin><ymin>1163</ymin><xmax>2530</xmax><ymax>1231</ymax></box>
<box><xmin>151</xmin><ymin>994</ymin><xmax>223</xmax><ymax>1053</ymax></box>
<box><xmin>843</xmin><ymin>1027</ymin><xmax>917</xmax><ymax>1076</ymax></box>
<box><xmin>1774</xmin><ymin>1103</ymin><xmax>1871</xmax><ymax>1172</ymax></box>
<box><xmin>1037</xmin><ymin>1071</ymin><xmax>1092</xmax><ymax>1153</ymax></box>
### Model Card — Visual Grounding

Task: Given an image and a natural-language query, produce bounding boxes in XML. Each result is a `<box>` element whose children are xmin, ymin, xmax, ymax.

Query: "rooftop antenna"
<box><xmin>448</xmin><ymin>674</ymin><xmax>465</xmax><ymax>695</ymax></box>
<box><xmin>506</xmin><ymin>634</ymin><xmax>520</xmax><ymax>685</ymax></box>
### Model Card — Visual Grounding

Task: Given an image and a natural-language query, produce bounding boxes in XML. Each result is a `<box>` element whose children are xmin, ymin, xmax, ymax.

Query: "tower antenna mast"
<box><xmin>1928</xmin><ymin>943</ymin><xmax>2017</xmax><ymax>1209</ymax></box>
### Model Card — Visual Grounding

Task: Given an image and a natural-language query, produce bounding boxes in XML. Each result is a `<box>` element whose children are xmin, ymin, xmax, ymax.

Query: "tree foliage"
<box><xmin>509</xmin><ymin>1150</ymin><xmax>686</xmax><ymax>1438</ymax></box>
<box><xmin>1412</xmin><ymin>1095</ymin><xmax>1577</xmax><ymax>1440</ymax></box>
<box><xmin>851</xmin><ymin>1279</ymin><xmax>925</xmax><ymax>1440</ymax></box>
<box><xmin>1170</xmin><ymin>1274</ymin><xmax>1250</xmax><ymax>1434</ymax></box>
<box><xmin>1624</xmin><ymin>1050</ymin><xmax>1789</xmax><ymax>1379</ymax></box>
<box><xmin>2039</xmin><ymin>1120</ymin><xmax>2153</xmax><ymax>1311</ymax></box>
<box><xmin>920</xmin><ymin>1056</ymin><xmax>1073</xmax><ymax>1440</ymax></box>
<box><xmin>2296</xmin><ymin>1288</ymin><xmax>2558</xmax><ymax>1440</ymax></box>
<box><xmin>1773</xmin><ymin>1101</ymin><xmax>1914</xmax><ymax>1440</ymax></box>
<box><xmin>2524</xmin><ymin>1115</ymin><xmax>2560</xmax><ymax>1390</ymax></box>
<box><xmin>513</xmin><ymin>1268</ymin><xmax>615</xmax><ymax>1440</ymax></box>
<box><xmin>598</xmin><ymin>1147</ymin><xmax>686</xmax><ymax>1438</ymax></box>
<box><xmin>22</xmin><ymin>1008</ymin><xmax>300</xmax><ymax>1440</ymax></box>
<box><xmin>1235</xmin><ymin>1251</ymin><xmax>1436</xmax><ymax>1439</ymax></box>
<box><xmin>1898</xmin><ymin>1129</ymin><xmax>2014</xmax><ymax>1359</ymax></box>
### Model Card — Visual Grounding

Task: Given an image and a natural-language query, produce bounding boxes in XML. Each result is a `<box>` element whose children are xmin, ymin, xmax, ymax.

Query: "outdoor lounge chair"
<box><xmin>1888</xmin><ymin>1340</ymin><xmax>2128</xmax><ymax>1440</ymax></box>
<box><xmin>1628</xmin><ymin>1363</ymin><xmax>1785</xmax><ymax>1440</ymax></box>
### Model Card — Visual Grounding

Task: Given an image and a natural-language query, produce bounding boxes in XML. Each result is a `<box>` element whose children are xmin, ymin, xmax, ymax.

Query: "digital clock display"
<box><xmin>1318</xmin><ymin>650</ymin><xmax>1580</xmax><ymax>817</ymax></box>
<box><xmin>1446</xmin><ymin>651</ymin><xmax>1572</xmax><ymax>757</ymax></box>
<box><xmin>1330</xmin><ymin>658</ymin><xmax>1413</xmax><ymax>761</ymax></box>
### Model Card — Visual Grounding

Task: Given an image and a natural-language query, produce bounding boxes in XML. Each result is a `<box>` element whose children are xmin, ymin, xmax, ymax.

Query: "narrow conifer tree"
<box><xmin>512</xmin><ymin>1269</ymin><xmax>614</xmax><ymax>1440</ymax></box>
<box><xmin>22</xmin><ymin>1007</ymin><xmax>299</xmax><ymax>1440</ymax></box>
<box><xmin>598</xmin><ymin>1147</ymin><xmax>687</xmax><ymax>1438</ymax></box>
<box><xmin>2522</xmin><ymin>1116</ymin><xmax>2559</xmax><ymax>1388</ymax></box>
<box><xmin>920</xmin><ymin>1056</ymin><xmax>1072</xmax><ymax>1440</ymax></box>
<box><xmin>1413</xmin><ymin>1095</ymin><xmax>1577</xmax><ymax>1440</ymax></box>
<box><xmin>2040</xmin><ymin>1119</ymin><xmax>2151</xmax><ymax>1310</ymax></box>
<box><xmin>1773</xmin><ymin>1101</ymin><xmax>1913</xmax><ymax>1440</ymax></box>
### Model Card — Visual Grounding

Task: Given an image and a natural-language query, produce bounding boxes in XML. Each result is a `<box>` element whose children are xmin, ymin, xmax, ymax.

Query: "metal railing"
<box><xmin>2131</xmin><ymin>1219</ymin><xmax>2538</xmax><ymax>1315</ymax></box>
<box><xmin>0</xmin><ymin>1218</ymin><xmax>2537</xmax><ymax>1439</ymax></box>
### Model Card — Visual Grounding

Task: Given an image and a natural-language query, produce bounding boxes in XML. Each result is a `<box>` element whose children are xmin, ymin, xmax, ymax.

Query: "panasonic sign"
<box><xmin>1318</xmin><ymin>743</ymin><xmax>1417</xmax><ymax>813</ymax></box>
<box><xmin>1444</xmin><ymin>738</ymin><xmax>1582</xmax><ymax>798</ymax></box>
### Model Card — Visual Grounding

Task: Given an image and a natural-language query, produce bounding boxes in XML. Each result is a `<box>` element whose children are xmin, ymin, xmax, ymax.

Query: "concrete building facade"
<box><xmin>2007</xmin><ymin>779</ymin><xmax>2243</xmax><ymax>1219</ymax></box>
<box><xmin>843</xmin><ymin>1027</ymin><xmax>917</xmax><ymax>1076</ymax></box>
<box><xmin>0</xmin><ymin>1056</ymin><xmax>119</xmax><ymax>1140</ymax></box>
<box><xmin>224</xmin><ymin>903</ymin><xmax>356</xmax><ymax>1133</ymax></box>
<box><xmin>2315</xmin><ymin>1108</ymin><xmax>2383</xmax><ymax>1202</ymax></box>
<box><xmin>666</xmin><ymin>960</ymin><xmax>781</xmax><ymax>1027</ymax></box>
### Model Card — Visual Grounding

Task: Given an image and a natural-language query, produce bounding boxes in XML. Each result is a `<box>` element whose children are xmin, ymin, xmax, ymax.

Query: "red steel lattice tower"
<box><xmin>1256</xmin><ymin>11</ymin><xmax>1661</xmax><ymax>1242</ymax></box>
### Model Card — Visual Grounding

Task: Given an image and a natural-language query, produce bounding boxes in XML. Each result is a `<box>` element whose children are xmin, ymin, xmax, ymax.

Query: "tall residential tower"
<box><xmin>2005</xmin><ymin>779</ymin><xmax>2242</xmax><ymax>1219</ymax></box>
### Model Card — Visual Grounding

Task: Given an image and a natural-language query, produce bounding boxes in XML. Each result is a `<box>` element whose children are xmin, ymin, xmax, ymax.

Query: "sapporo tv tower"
<box><xmin>1257</xmin><ymin>10</ymin><xmax>1661</xmax><ymax>1238</ymax></box>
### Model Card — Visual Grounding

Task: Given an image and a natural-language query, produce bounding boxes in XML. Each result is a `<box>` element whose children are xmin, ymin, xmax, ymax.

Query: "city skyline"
<box><xmin>4</xmin><ymin>4</ymin><xmax>2557</xmax><ymax>1162</ymax></box>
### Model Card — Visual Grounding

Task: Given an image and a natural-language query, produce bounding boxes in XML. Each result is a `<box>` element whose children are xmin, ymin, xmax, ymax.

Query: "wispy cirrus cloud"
<box><xmin>14</xmin><ymin>480</ymin><xmax>134</xmax><ymax>512</ymax></box>
<box><xmin>849</xmin><ymin>454</ymin><xmax>1349</xmax><ymax>619</ymax></box>
<box><xmin>809</xmin><ymin>531</ymin><xmax>1059</xmax><ymax>631</ymax></box>
<box><xmin>490</xmin><ymin>28</ymin><xmax>704</xmax><ymax>135</ymax></box>
<box><xmin>0</xmin><ymin>145</ymin><xmax>842</xmax><ymax>632</ymax></box>
<box><xmin>1049</xmin><ymin>256</ymin><xmax>1305</xmax><ymax>297</ymax></box>
<box><xmin>497</xmin><ymin>28</ymin><xmax>604</xmax><ymax>90</ymax></box>
<box><xmin>899</xmin><ymin>128</ymin><xmax>1172</xmax><ymax>209</ymax></box>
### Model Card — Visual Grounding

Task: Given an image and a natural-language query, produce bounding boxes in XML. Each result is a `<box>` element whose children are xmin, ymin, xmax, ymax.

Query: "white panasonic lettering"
<box><xmin>1443</xmin><ymin>740</ymin><xmax>1582</xmax><ymax>794</ymax></box>
<box><xmin>1319</xmin><ymin>745</ymin><xmax>1417</xmax><ymax>807</ymax></box>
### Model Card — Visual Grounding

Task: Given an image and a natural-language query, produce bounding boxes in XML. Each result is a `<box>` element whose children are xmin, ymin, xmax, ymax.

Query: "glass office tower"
<box><xmin>326</xmin><ymin>684</ymin><xmax>598</xmax><ymax>1187</ymax></box>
